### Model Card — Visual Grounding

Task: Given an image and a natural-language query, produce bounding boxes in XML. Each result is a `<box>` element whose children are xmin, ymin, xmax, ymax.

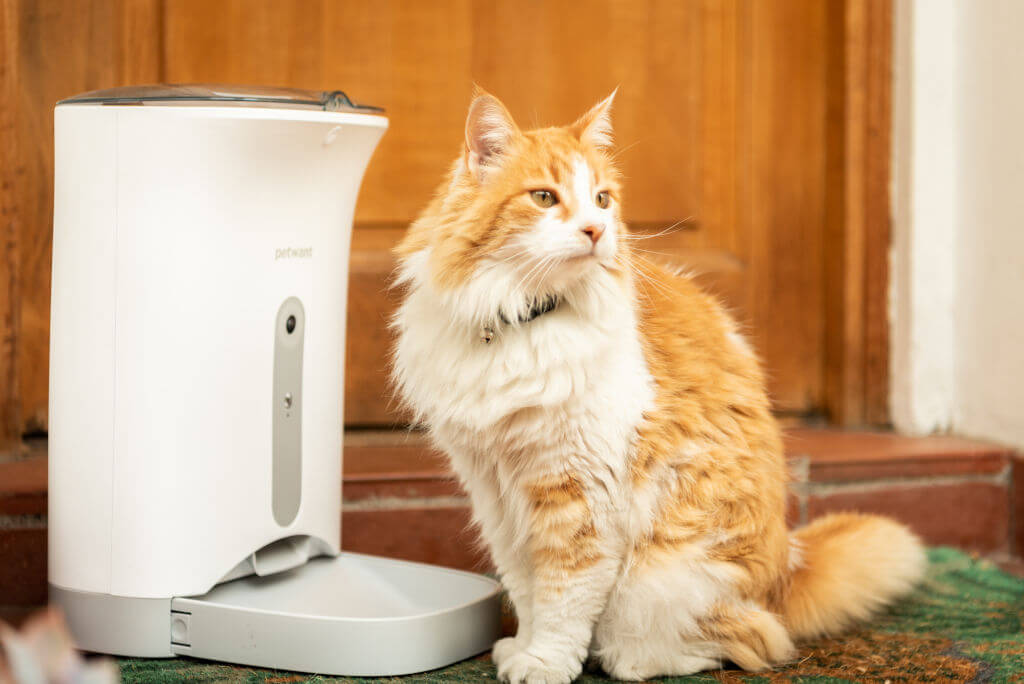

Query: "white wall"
<box><xmin>890</xmin><ymin>0</ymin><xmax>956</xmax><ymax>435</ymax></box>
<box><xmin>891</xmin><ymin>0</ymin><xmax>1024</xmax><ymax>450</ymax></box>
<box><xmin>953</xmin><ymin>0</ymin><xmax>1024</xmax><ymax>449</ymax></box>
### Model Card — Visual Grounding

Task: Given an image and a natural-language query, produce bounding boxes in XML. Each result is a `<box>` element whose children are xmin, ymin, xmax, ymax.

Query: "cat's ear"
<box><xmin>571</xmin><ymin>89</ymin><xmax>617</xmax><ymax>149</ymax></box>
<box><xmin>464</xmin><ymin>88</ymin><xmax>518</xmax><ymax>177</ymax></box>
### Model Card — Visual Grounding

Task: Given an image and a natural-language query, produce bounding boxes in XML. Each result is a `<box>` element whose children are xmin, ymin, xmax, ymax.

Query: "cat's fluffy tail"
<box><xmin>783</xmin><ymin>512</ymin><xmax>926</xmax><ymax>641</ymax></box>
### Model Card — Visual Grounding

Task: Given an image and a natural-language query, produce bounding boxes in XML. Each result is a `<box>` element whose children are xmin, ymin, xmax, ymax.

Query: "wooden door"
<box><xmin>1</xmin><ymin>0</ymin><xmax>890</xmax><ymax>449</ymax></box>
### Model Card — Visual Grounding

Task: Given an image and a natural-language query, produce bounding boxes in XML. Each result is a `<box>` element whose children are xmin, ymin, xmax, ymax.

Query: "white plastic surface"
<box><xmin>172</xmin><ymin>553</ymin><xmax>502</xmax><ymax>676</ymax></box>
<box><xmin>49</xmin><ymin>107</ymin><xmax>118</xmax><ymax>593</ymax></box>
<box><xmin>49</xmin><ymin>97</ymin><xmax>503</xmax><ymax>677</ymax></box>
<box><xmin>49</xmin><ymin>104</ymin><xmax>387</xmax><ymax>599</ymax></box>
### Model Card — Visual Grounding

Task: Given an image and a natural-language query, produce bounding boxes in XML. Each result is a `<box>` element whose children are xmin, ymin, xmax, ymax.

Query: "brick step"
<box><xmin>1</xmin><ymin>429</ymin><xmax>1019</xmax><ymax>613</ymax></box>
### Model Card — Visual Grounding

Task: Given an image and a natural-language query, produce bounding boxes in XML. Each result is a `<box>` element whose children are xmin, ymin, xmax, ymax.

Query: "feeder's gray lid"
<box><xmin>58</xmin><ymin>84</ymin><xmax>383</xmax><ymax>113</ymax></box>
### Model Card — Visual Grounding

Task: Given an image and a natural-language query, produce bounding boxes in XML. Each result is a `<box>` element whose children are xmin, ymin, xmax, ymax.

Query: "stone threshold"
<box><xmin>1</xmin><ymin>428</ymin><xmax>1020</xmax><ymax>615</ymax></box>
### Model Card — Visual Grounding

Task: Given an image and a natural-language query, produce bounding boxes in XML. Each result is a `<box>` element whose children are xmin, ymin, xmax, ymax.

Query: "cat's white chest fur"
<box><xmin>392</xmin><ymin>254</ymin><xmax>653</xmax><ymax>487</ymax></box>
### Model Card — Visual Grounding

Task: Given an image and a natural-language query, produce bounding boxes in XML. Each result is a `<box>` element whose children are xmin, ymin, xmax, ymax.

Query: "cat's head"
<box><xmin>397</xmin><ymin>89</ymin><xmax>629</xmax><ymax>324</ymax></box>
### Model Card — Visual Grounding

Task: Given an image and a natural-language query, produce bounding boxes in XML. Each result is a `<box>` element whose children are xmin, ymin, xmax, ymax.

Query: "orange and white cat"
<box><xmin>391</xmin><ymin>90</ymin><xmax>925</xmax><ymax>683</ymax></box>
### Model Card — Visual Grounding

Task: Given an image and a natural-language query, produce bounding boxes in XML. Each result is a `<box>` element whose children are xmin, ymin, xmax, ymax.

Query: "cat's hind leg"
<box><xmin>593</xmin><ymin>555</ymin><xmax>795</xmax><ymax>680</ymax></box>
<box><xmin>595</xmin><ymin>638</ymin><xmax>722</xmax><ymax>681</ymax></box>
<box><xmin>592</xmin><ymin>561</ymin><xmax>726</xmax><ymax>679</ymax></box>
<box><xmin>595</xmin><ymin>602</ymin><xmax>794</xmax><ymax>679</ymax></box>
<box><xmin>697</xmin><ymin>602</ymin><xmax>795</xmax><ymax>672</ymax></box>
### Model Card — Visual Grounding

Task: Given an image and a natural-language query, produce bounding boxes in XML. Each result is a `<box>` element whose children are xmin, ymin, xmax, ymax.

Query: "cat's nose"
<box><xmin>581</xmin><ymin>224</ymin><xmax>605</xmax><ymax>245</ymax></box>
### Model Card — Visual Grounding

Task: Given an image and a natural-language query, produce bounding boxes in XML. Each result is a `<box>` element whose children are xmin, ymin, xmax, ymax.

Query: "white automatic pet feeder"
<box><xmin>48</xmin><ymin>84</ymin><xmax>500</xmax><ymax>676</ymax></box>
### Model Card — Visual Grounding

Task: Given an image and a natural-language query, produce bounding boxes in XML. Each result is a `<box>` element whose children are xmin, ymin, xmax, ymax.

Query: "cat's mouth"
<box><xmin>565</xmin><ymin>251</ymin><xmax>596</xmax><ymax>262</ymax></box>
<box><xmin>571</xmin><ymin>248</ymin><xmax>618</xmax><ymax>268</ymax></box>
<box><xmin>566</xmin><ymin>242</ymin><xmax>608</xmax><ymax>261</ymax></box>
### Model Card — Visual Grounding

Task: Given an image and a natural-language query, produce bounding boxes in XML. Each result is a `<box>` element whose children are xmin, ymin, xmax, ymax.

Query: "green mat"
<box><xmin>117</xmin><ymin>548</ymin><xmax>1024</xmax><ymax>683</ymax></box>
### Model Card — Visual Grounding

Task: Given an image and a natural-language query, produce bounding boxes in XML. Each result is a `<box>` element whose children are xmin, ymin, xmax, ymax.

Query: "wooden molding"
<box><xmin>824</xmin><ymin>0</ymin><xmax>893</xmax><ymax>426</ymax></box>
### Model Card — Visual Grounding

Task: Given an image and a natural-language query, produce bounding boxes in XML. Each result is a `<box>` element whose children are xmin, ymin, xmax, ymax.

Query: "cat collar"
<box><xmin>481</xmin><ymin>295</ymin><xmax>560</xmax><ymax>343</ymax></box>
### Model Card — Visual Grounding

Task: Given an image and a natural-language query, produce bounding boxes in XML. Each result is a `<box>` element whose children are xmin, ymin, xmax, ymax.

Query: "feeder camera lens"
<box><xmin>286</xmin><ymin>315</ymin><xmax>296</xmax><ymax>334</ymax></box>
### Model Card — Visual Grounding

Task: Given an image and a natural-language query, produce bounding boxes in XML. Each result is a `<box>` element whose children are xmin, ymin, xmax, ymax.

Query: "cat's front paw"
<box><xmin>497</xmin><ymin>649</ymin><xmax>581</xmax><ymax>684</ymax></box>
<box><xmin>491</xmin><ymin>636</ymin><xmax>524</xmax><ymax>668</ymax></box>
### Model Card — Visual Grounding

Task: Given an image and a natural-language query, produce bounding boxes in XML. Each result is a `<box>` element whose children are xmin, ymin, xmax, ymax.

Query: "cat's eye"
<box><xmin>530</xmin><ymin>190</ymin><xmax>559</xmax><ymax>208</ymax></box>
<box><xmin>596</xmin><ymin>191</ymin><xmax>612</xmax><ymax>209</ymax></box>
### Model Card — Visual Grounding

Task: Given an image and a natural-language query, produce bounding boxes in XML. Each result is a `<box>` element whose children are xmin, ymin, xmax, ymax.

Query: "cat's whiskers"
<box><xmin>516</xmin><ymin>254</ymin><xmax>553</xmax><ymax>290</ymax></box>
<box><xmin>618</xmin><ymin>218</ymin><xmax>694</xmax><ymax>242</ymax></box>
<box><xmin>532</xmin><ymin>254</ymin><xmax>566</xmax><ymax>294</ymax></box>
<box><xmin>529</xmin><ymin>255</ymin><xmax>564</xmax><ymax>292</ymax></box>
<box><xmin>628</xmin><ymin>255</ymin><xmax>677</xmax><ymax>300</ymax></box>
<box><xmin>626</xmin><ymin>246</ymin><xmax>677</xmax><ymax>260</ymax></box>
<box><xmin>513</xmin><ymin>253</ymin><xmax>560</xmax><ymax>304</ymax></box>
<box><xmin>495</xmin><ymin>245</ymin><xmax>536</xmax><ymax>263</ymax></box>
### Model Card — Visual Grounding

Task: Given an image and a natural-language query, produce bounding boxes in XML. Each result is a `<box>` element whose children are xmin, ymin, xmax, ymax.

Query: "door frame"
<box><xmin>823</xmin><ymin>0</ymin><xmax>893</xmax><ymax>426</ymax></box>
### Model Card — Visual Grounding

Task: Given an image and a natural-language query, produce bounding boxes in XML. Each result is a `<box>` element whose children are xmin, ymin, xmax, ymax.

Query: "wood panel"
<box><xmin>161</xmin><ymin>0</ymin><xmax>832</xmax><ymax>424</ymax></box>
<box><xmin>1</xmin><ymin>0</ymin><xmax>20</xmax><ymax>454</ymax></box>
<box><xmin>164</xmin><ymin>0</ymin><xmax>477</xmax><ymax>226</ymax></box>
<box><xmin>861</xmin><ymin>0</ymin><xmax>892</xmax><ymax>425</ymax></box>
<box><xmin>3</xmin><ymin>0</ymin><xmax>892</xmax><ymax>431</ymax></box>
<box><xmin>746</xmin><ymin>0</ymin><xmax>828</xmax><ymax>414</ymax></box>
<box><xmin>346</xmin><ymin>229</ymin><xmax>408</xmax><ymax>426</ymax></box>
<box><xmin>824</xmin><ymin>0</ymin><xmax>893</xmax><ymax>425</ymax></box>
<box><xmin>6</xmin><ymin>0</ymin><xmax>163</xmax><ymax>438</ymax></box>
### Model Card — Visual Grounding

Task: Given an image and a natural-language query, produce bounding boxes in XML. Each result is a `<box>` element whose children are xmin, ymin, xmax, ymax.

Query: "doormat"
<box><xmin>117</xmin><ymin>547</ymin><xmax>1024</xmax><ymax>683</ymax></box>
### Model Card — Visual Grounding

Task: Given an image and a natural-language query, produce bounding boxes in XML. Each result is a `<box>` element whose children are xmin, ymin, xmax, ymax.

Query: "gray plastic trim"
<box><xmin>49</xmin><ymin>584</ymin><xmax>173</xmax><ymax>657</ymax></box>
<box><xmin>57</xmin><ymin>84</ymin><xmax>384</xmax><ymax>113</ymax></box>
<box><xmin>272</xmin><ymin>297</ymin><xmax>304</xmax><ymax>527</ymax></box>
<box><xmin>51</xmin><ymin>554</ymin><xmax>502</xmax><ymax>676</ymax></box>
<box><xmin>171</xmin><ymin>553</ymin><xmax>502</xmax><ymax>676</ymax></box>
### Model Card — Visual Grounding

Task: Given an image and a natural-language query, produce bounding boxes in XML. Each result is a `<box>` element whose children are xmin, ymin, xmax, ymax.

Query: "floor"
<box><xmin>107</xmin><ymin>547</ymin><xmax>1024</xmax><ymax>683</ymax></box>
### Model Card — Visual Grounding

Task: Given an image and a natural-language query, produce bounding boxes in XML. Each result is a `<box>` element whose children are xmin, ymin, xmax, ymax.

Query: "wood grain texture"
<box><xmin>823</xmin><ymin>0</ymin><xmax>892</xmax><ymax>426</ymax></box>
<box><xmin>745</xmin><ymin>0</ymin><xmax>828</xmax><ymax>413</ymax></box>
<box><xmin>861</xmin><ymin>0</ymin><xmax>892</xmax><ymax>425</ymax></box>
<box><xmin>163</xmin><ymin>0</ymin><xmax>476</xmax><ymax>226</ymax></box>
<box><xmin>156</xmin><ymin>0</ymin><xmax>834</xmax><ymax>422</ymax></box>
<box><xmin>1</xmin><ymin>0</ymin><xmax>21</xmax><ymax>453</ymax></box>
<box><xmin>10</xmin><ymin>0</ymin><xmax>163</xmax><ymax>434</ymax></box>
<box><xmin>164</xmin><ymin>0</ymin><xmax>832</xmax><ymax>423</ymax></box>
<box><xmin>5</xmin><ymin>0</ymin><xmax>890</xmax><ymax>429</ymax></box>
<box><xmin>346</xmin><ymin>230</ymin><xmax>407</xmax><ymax>426</ymax></box>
